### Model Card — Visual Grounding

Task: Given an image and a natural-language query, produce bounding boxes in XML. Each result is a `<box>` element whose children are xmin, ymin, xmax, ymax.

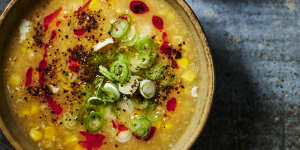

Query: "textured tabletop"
<box><xmin>1</xmin><ymin>0</ymin><xmax>300</xmax><ymax>149</ymax></box>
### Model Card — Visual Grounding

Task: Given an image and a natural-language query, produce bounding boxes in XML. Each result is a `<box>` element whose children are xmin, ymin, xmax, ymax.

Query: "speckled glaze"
<box><xmin>0</xmin><ymin>0</ymin><xmax>214</xmax><ymax>150</ymax></box>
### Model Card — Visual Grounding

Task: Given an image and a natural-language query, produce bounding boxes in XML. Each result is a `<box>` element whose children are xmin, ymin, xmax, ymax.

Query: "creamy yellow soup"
<box><xmin>4</xmin><ymin>0</ymin><xmax>205</xmax><ymax>149</ymax></box>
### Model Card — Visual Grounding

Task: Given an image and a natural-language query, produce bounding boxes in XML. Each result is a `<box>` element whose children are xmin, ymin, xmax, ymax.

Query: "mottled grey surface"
<box><xmin>1</xmin><ymin>0</ymin><xmax>300</xmax><ymax>149</ymax></box>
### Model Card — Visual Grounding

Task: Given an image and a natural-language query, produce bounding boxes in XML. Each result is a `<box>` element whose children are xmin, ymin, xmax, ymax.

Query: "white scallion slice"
<box><xmin>139</xmin><ymin>79</ymin><xmax>156</xmax><ymax>99</ymax></box>
<box><xmin>93</xmin><ymin>38</ymin><xmax>114</xmax><ymax>51</ymax></box>
<box><xmin>119</xmin><ymin>76</ymin><xmax>140</xmax><ymax>95</ymax></box>
<box><xmin>118</xmin><ymin>99</ymin><xmax>134</xmax><ymax>114</ymax></box>
<box><xmin>103</xmin><ymin>82</ymin><xmax>120</xmax><ymax>100</ymax></box>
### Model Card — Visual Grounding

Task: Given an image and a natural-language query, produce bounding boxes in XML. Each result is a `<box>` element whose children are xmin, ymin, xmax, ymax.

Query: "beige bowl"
<box><xmin>0</xmin><ymin>0</ymin><xmax>215</xmax><ymax>149</ymax></box>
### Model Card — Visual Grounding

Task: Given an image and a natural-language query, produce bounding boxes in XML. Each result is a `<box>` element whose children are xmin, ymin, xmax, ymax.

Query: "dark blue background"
<box><xmin>1</xmin><ymin>0</ymin><xmax>300</xmax><ymax>149</ymax></box>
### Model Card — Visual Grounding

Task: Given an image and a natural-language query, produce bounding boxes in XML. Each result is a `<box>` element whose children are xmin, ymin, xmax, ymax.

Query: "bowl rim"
<box><xmin>0</xmin><ymin>0</ymin><xmax>215</xmax><ymax>150</ymax></box>
<box><xmin>175</xmin><ymin>0</ymin><xmax>215</xmax><ymax>149</ymax></box>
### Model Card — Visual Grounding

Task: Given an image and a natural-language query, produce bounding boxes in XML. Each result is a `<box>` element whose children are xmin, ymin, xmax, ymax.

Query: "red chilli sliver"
<box><xmin>43</xmin><ymin>7</ymin><xmax>62</xmax><ymax>32</ymax></box>
<box><xmin>162</xmin><ymin>32</ymin><xmax>168</xmax><ymax>42</ymax></box>
<box><xmin>45</xmin><ymin>94</ymin><xmax>62</xmax><ymax>115</ymax></box>
<box><xmin>74</xmin><ymin>0</ymin><xmax>92</xmax><ymax>14</ymax></box>
<box><xmin>160</xmin><ymin>42</ymin><xmax>172</xmax><ymax>55</ymax></box>
<box><xmin>50</xmin><ymin>30</ymin><xmax>57</xmax><ymax>41</ymax></box>
<box><xmin>74</xmin><ymin>28</ymin><xmax>88</xmax><ymax>36</ymax></box>
<box><xmin>79</xmin><ymin>131</ymin><xmax>105</xmax><ymax>150</ymax></box>
<box><xmin>25</xmin><ymin>67</ymin><xmax>33</xmax><ymax>87</ymax></box>
<box><xmin>68</xmin><ymin>58</ymin><xmax>80</xmax><ymax>72</ymax></box>
<box><xmin>56</xmin><ymin>20</ymin><xmax>62</xmax><ymax>27</ymax></box>
<box><xmin>130</xmin><ymin>1</ymin><xmax>149</xmax><ymax>14</ymax></box>
<box><xmin>144</xmin><ymin>127</ymin><xmax>156</xmax><ymax>141</ymax></box>
<box><xmin>152</xmin><ymin>16</ymin><xmax>164</xmax><ymax>30</ymax></box>
<box><xmin>166</xmin><ymin>98</ymin><xmax>177</xmax><ymax>111</ymax></box>
<box><xmin>112</xmin><ymin>120</ymin><xmax>128</xmax><ymax>136</ymax></box>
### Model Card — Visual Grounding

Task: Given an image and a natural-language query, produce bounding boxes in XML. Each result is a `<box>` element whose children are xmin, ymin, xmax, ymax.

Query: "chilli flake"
<box><xmin>130</xmin><ymin>1</ymin><xmax>150</xmax><ymax>14</ymax></box>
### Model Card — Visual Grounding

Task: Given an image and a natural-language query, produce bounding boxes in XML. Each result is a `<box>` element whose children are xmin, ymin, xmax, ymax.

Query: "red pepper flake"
<box><xmin>74</xmin><ymin>0</ymin><xmax>92</xmax><ymax>14</ymax></box>
<box><xmin>56</xmin><ymin>20</ymin><xmax>62</xmax><ymax>27</ymax></box>
<box><xmin>112</xmin><ymin>120</ymin><xmax>128</xmax><ymax>136</ymax></box>
<box><xmin>152</xmin><ymin>16</ymin><xmax>164</xmax><ymax>30</ymax></box>
<box><xmin>45</xmin><ymin>94</ymin><xmax>62</xmax><ymax>115</ymax></box>
<box><xmin>172</xmin><ymin>60</ymin><xmax>179</xmax><ymax>69</ymax></box>
<box><xmin>112</xmin><ymin>120</ymin><xmax>117</xmax><ymax>129</ymax></box>
<box><xmin>38</xmin><ymin>60</ymin><xmax>47</xmax><ymax>87</ymax></box>
<box><xmin>43</xmin><ymin>7</ymin><xmax>62</xmax><ymax>32</ymax></box>
<box><xmin>79</xmin><ymin>131</ymin><xmax>105</xmax><ymax>150</ymax></box>
<box><xmin>25</xmin><ymin>67</ymin><xmax>33</xmax><ymax>87</ymax></box>
<box><xmin>144</xmin><ymin>127</ymin><xmax>156</xmax><ymax>141</ymax></box>
<box><xmin>160</xmin><ymin>42</ymin><xmax>172</xmax><ymax>55</ymax></box>
<box><xmin>162</xmin><ymin>32</ymin><xmax>168</xmax><ymax>42</ymax></box>
<box><xmin>120</xmin><ymin>15</ymin><xmax>129</xmax><ymax>21</ymax></box>
<box><xmin>74</xmin><ymin>28</ymin><xmax>88</xmax><ymax>36</ymax></box>
<box><xmin>130</xmin><ymin>1</ymin><xmax>149</xmax><ymax>14</ymax></box>
<box><xmin>166</xmin><ymin>98</ymin><xmax>177</xmax><ymax>111</ymax></box>
<box><xmin>50</xmin><ymin>30</ymin><xmax>57</xmax><ymax>41</ymax></box>
<box><xmin>68</xmin><ymin>58</ymin><xmax>80</xmax><ymax>72</ymax></box>
<box><xmin>38</xmin><ymin>44</ymin><xmax>49</xmax><ymax>87</ymax></box>
<box><xmin>134</xmin><ymin>126</ymin><xmax>156</xmax><ymax>141</ymax></box>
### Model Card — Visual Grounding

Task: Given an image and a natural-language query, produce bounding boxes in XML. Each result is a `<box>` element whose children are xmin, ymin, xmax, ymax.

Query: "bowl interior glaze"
<box><xmin>0</xmin><ymin>0</ymin><xmax>215</xmax><ymax>149</ymax></box>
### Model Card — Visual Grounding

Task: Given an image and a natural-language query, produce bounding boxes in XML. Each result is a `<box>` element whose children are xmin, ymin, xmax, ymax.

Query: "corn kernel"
<box><xmin>177</xmin><ymin>58</ymin><xmax>189</xmax><ymax>68</ymax></box>
<box><xmin>19</xmin><ymin>109</ymin><xmax>30</xmax><ymax>117</ymax></box>
<box><xmin>29</xmin><ymin>129</ymin><xmax>43</xmax><ymax>141</ymax></box>
<box><xmin>133</xmin><ymin>109</ymin><xmax>143</xmax><ymax>116</ymax></box>
<box><xmin>44</xmin><ymin>126</ymin><xmax>55</xmax><ymax>140</ymax></box>
<box><xmin>181</xmin><ymin>70</ymin><xmax>195</xmax><ymax>82</ymax></box>
<box><xmin>31</xmin><ymin>104</ymin><xmax>40</xmax><ymax>115</ymax></box>
<box><xmin>168</xmin><ymin>12</ymin><xmax>175</xmax><ymax>21</ymax></box>
<box><xmin>110</xmin><ymin>0</ymin><xmax>116</xmax><ymax>8</ymax></box>
<box><xmin>182</xmin><ymin>45</ymin><xmax>190</xmax><ymax>52</ymax></box>
<box><xmin>20</xmin><ymin>46</ymin><xmax>27</xmax><ymax>53</ymax></box>
<box><xmin>88</xmin><ymin>0</ymin><xmax>100</xmax><ymax>11</ymax></box>
<box><xmin>8</xmin><ymin>74</ymin><xmax>21</xmax><ymax>87</ymax></box>
<box><xmin>164</xmin><ymin>123</ymin><xmax>173</xmax><ymax>130</ymax></box>
<box><xmin>65</xmin><ymin>135</ymin><xmax>78</xmax><ymax>145</ymax></box>
<box><xmin>153</xmin><ymin>120</ymin><xmax>162</xmax><ymax>128</ymax></box>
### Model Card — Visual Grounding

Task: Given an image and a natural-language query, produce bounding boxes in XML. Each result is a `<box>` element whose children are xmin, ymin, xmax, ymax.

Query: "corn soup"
<box><xmin>4</xmin><ymin>0</ymin><xmax>208</xmax><ymax>149</ymax></box>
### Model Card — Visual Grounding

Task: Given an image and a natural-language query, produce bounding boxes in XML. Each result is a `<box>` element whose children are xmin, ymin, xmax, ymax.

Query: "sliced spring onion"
<box><xmin>139</xmin><ymin>79</ymin><xmax>156</xmax><ymax>99</ymax></box>
<box><xmin>145</xmin><ymin>64</ymin><xmax>165</xmax><ymax>80</ymax></box>
<box><xmin>136</xmin><ymin>53</ymin><xmax>152</xmax><ymax>69</ymax></box>
<box><xmin>128</xmin><ymin>54</ymin><xmax>142</xmax><ymax>73</ymax></box>
<box><xmin>118</xmin><ymin>99</ymin><xmax>134</xmax><ymax>114</ymax></box>
<box><xmin>93</xmin><ymin>75</ymin><xmax>105</xmax><ymax>94</ymax></box>
<box><xmin>119</xmin><ymin>14</ymin><xmax>132</xmax><ymax>24</ymax></box>
<box><xmin>98</xmin><ymin>104</ymin><xmax>116</xmax><ymax>120</ymax></box>
<box><xmin>129</xmin><ymin>117</ymin><xmax>151</xmax><ymax>138</ymax></box>
<box><xmin>132</xmin><ymin>98</ymin><xmax>149</xmax><ymax>110</ymax></box>
<box><xmin>121</xmin><ymin>25</ymin><xmax>136</xmax><ymax>43</ymax></box>
<box><xmin>63</xmin><ymin>112</ymin><xmax>78</xmax><ymax>130</ymax></box>
<box><xmin>110</xmin><ymin>60</ymin><xmax>129</xmax><ymax>83</ymax></box>
<box><xmin>84</xmin><ymin>112</ymin><xmax>105</xmax><ymax>132</ymax></box>
<box><xmin>119</xmin><ymin>76</ymin><xmax>140</xmax><ymax>95</ymax></box>
<box><xmin>103</xmin><ymin>82</ymin><xmax>120</xmax><ymax>101</ymax></box>
<box><xmin>78</xmin><ymin>104</ymin><xmax>98</xmax><ymax>124</ymax></box>
<box><xmin>93</xmin><ymin>38</ymin><xmax>114</xmax><ymax>51</ymax></box>
<box><xmin>111</xmin><ymin>19</ymin><xmax>130</xmax><ymax>38</ymax></box>
<box><xmin>146</xmin><ymin>106</ymin><xmax>165</xmax><ymax>122</ymax></box>
<box><xmin>99</xmin><ymin>65</ymin><xmax>115</xmax><ymax>81</ymax></box>
<box><xmin>134</xmin><ymin>37</ymin><xmax>157</xmax><ymax>54</ymax></box>
<box><xmin>88</xmin><ymin>96</ymin><xmax>103</xmax><ymax>105</ymax></box>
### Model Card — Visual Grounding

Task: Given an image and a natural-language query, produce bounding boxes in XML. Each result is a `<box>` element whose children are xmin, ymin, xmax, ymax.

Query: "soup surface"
<box><xmin>4</xmin><ymin>0</ymin><xmax>207</xmax><ymax>149</ymax></box>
